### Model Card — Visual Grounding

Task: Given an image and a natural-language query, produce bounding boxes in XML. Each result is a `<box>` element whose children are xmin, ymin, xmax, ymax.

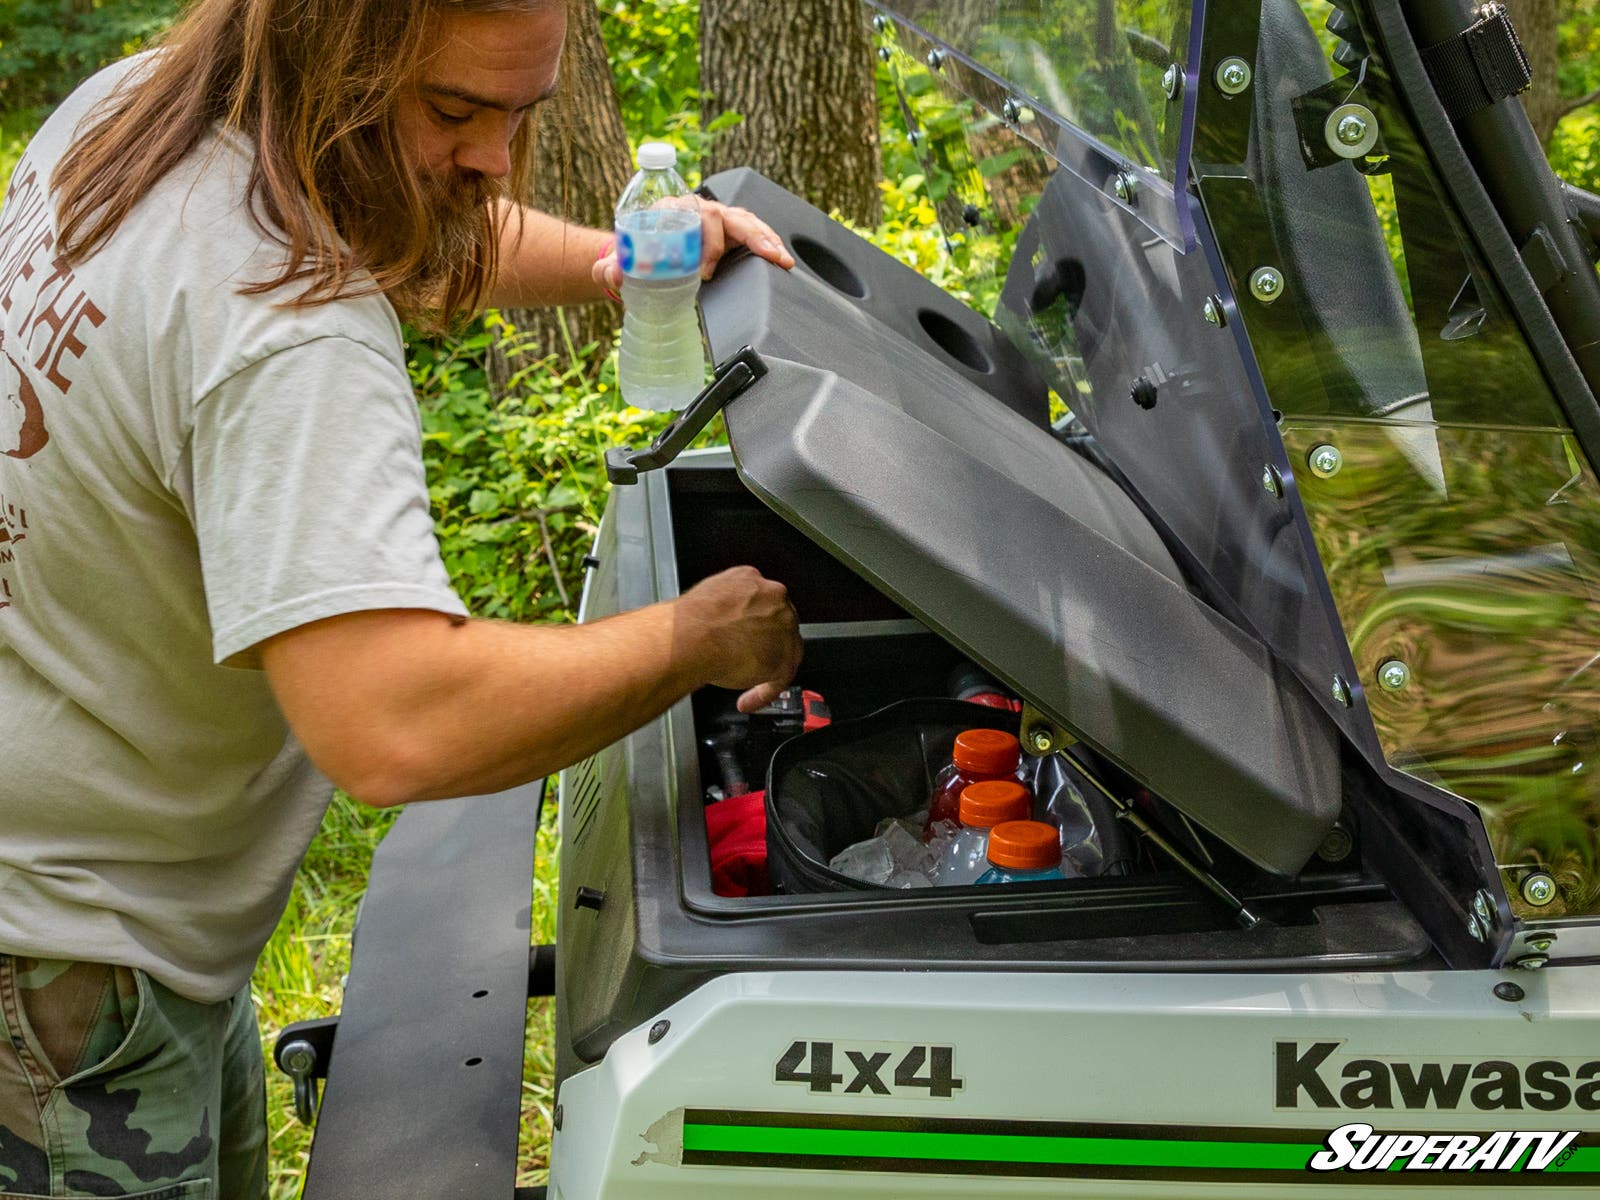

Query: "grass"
<box><xmin>253</xmin><ymin>793</ymin><xmax>562</xmax><ymax>1197</ymax></box>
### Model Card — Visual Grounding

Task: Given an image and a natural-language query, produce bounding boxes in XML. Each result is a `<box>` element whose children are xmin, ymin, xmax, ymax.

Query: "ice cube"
<box><xmin>829</xmin><ymin>836</ymin><xmax>895</xmax><ymax>885</ymax></box>
<box><xmin>878</xmin><ymin>819</ymin><xmax>927</xmax><ymax>872</ymax></box>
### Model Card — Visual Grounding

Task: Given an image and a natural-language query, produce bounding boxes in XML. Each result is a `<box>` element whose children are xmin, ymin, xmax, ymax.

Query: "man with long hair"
<box><xmin>0</xmin><ymin>1</ymin><xmax>802</xmax><ymax>1195</ymax></box>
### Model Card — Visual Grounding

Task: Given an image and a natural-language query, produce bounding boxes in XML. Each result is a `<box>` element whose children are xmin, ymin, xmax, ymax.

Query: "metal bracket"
<box><xmin>1290</xmin><ymin>77</ymin><xmax>1387</xmax><ymax>171</ymax></box>
<box><xmin>605</xmin><ymin>346</ymin><xmax>768</xmax><ymax>485</ymax></box>
<box><xmin>274</xmin><ymin>1016</ymin><xmax>339</xmax><ymax>1125</ymax></box>
<box><xmin>1019</xmin><ymin>703</ymin><xmax>1076</xmax><ymax>757</ymax></box>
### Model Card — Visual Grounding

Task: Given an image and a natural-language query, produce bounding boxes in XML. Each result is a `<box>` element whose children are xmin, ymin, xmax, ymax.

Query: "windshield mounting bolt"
<box><xmin>1527</xmin><ymin>932</ymin><xmax>1557</xmax><ymax>952</ymax></box>
<box><xmin>1002</xmin><ymin>97</ymin><xmax>1023</xmax><ymax>124</ymax></box>
<box><xmin>872</xmin><ymin>14</ymin><xmax>891</xmax><ymax>32</ymax></box>
<box><xmin>648</xmin><ymin>1020</ymin><xmax>671</xmax><ymax>1045</ymax></box>
<box><xmin>1331</xmin><ymin>674</ymin><xmax>1352</xmax><ymax>707</ymax></box>
<box><xmin>1377</xmin><ymin>659</ymin><xmax>1410</xmax><ymax>692</ymax></box>
<box><xmin>1249</xmin><ymin>267</ymin><xmax>1283</xmax><ymax>303</ymax></box>
<box><xmin>1325</xmin><ymin>102</ymin><xmax>1380</xmax><ymax>159</ymax></box>
<box><xmin>1202</xmin><ymin>295</ymin><xmax>1225</xmax><ymax>327</ymax></box>
<box><xmin>1162</xmin><ymin>63</ymin><xmax>1182</xmax><ymax>100</ymax></box>
<box><xmin>1307</xmin><ymin>443</ymin><xmax>1343</xmax><ymax>478</ymax></box>
<box><xmin>1521</xmin><ymin>872</ymin><xmax>1557</xmax><ymax>907</ymax></box>
<box><xmin>1113</xmin><ymin>171</ymin><xmax>1137</xmax><ymax>204</ymax></box>
<box><xmin>1473</xmin><ymin>889</ymin><xmax>1495</xmax><ymax>928</ymax></box>
<box><xmin>1027</xmin><ymin>727</ymin><xmax>1056</xmax><ymax>755</ymax></box>
<box><xmin>926</xmin><ymin>48</ymin><xmax>945</xmax><ymax>71</ymax></box>
<box><xmin>1466</xmin><ymin>912</ymin><xmax>1485</xmax><ymax>941</ymax></box>
<box><xmin>1494</xmin><ymin>981</ymin><xmax>1525</xmax><ymax>1002</ymax></box>
<box><xmin>1215</xmin><ymin>57</ymin><xmax>1253</xmax><ymax>95</ymax></box>
<box><xmin>1262</xmin><ymin>464</ymin><xmax>1283</xmax><ymax>498</ymax></box>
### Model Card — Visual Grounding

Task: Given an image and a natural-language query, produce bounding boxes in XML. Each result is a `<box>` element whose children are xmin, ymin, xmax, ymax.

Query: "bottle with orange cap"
<box><xmin>975</xmin><ymin>820</ymin><xmax>1066</xmax><ymax>884</ymax></box>
<box><xmin>933</xmin><ymin>780</ymin><xmax>1034</xmax><ymax>885</ymax></box>
<box><xmin>925</xmin><ymin>728</ymin><xmax>1028</xmax><ymax>838</ymax></box>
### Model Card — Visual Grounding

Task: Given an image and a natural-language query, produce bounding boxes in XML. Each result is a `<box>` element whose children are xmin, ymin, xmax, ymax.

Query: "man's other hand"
<box><xmin>592</xmin><ymin>200</ymin><xmax>795</xmax><ymax>297</ymax></box>
<box><xmin>676</xmin><ymin>566</ymin><xmax>803</xmax><ymax>713</ymax></box>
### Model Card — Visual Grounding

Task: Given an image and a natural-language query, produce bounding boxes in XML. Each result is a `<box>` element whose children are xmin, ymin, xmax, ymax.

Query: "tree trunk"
<box><xmin>700</xmin><ymin>0</ymin><xmax>881</xmax><ymax>227</ymax></box>
<box><xmin>490</xmin><ymin>0</ymin><xmax>633</xmax><ymax>394</ymax></box>
<box><xmin>1507</xmin><ymin>0</ymin><xmax>1560</xmax><ymax>146</ymax></box>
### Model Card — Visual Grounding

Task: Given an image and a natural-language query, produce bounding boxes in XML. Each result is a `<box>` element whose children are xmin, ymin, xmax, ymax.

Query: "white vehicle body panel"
<box><xmin>550</xmin><ymin>967</ymin><xmax>1600</xmax><ymax>1198</ymax></box>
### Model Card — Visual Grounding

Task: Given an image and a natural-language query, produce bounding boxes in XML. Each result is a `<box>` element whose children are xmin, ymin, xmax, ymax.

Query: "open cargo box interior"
<box><xmin>554</xmin><ymin>440</ymin><xmax>1434</xmax><ymax>1075</ymax></box>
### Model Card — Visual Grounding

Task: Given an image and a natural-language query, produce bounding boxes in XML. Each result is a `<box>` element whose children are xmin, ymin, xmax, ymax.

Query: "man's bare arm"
<box><xmin>260</xmin><ymin>567</ymin><xmax>801</xmax><ymax>807</ymax></box>
<box><xmin>484</xmin><ymin>199</ymin><xmax>795</xmax><ymax>312</ymax></box>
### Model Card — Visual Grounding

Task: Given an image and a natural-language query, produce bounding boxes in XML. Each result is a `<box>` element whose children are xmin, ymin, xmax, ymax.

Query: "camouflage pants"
<box><xmin>0</xmin><ymin>956</ymin><xmax>266</xmax><ymax>1199</ymax></box>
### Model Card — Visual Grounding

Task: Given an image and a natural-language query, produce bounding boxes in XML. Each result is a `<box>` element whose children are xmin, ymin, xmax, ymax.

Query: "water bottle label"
<box><xmin>617</xmin><ymin>224</ymin><xmax>702</xmax><ymax>280</ymax></box>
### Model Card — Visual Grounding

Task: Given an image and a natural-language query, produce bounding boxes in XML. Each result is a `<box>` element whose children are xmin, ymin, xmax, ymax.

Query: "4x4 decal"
<box><xmin>774</xmin><ymin>1040</ymin><xmax>963</xmax><ymax>1098</ymax></box>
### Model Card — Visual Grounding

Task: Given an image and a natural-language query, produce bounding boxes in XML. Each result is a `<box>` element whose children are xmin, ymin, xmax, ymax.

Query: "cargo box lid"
<box><xmin>697</xmin><ymin>168</ymin><xmax>1341</xmax><ymax>876</ymax></box>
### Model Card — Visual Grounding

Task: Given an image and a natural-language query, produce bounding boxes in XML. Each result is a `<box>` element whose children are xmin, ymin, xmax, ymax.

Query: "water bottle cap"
<box><xmin>958</xmin><ymin>781</ymin><xmax>1031</xmax><ymax>828</ymax></box>
<box><xmin>638</xmin><ymin>142</ymin><xmax>678</xmax><ymax>170</ymax></box>
<box><xmin>986</xmin><ymin>820</ymin><xmax>1062</xmax><ymax>870</ymax></box>
<box><xmin>951</xmin><ymin>728</ymin><xmax>1020</xmax><ymax>775</ymax></box>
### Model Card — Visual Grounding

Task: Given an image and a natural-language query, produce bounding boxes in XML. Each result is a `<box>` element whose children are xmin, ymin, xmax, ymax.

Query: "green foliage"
<box><xmin>599</xmin><ymin>0</ymin><xmax>722</xmax><ymax>181</ymax></box>
<box><xmin>0</xmin><ymin>0</ymin><xmax>178</xmax><ymax>121</ymax></box>
<box><xmin>410</xmin><ymin>320</ymin><xmax>673</xmax><ymax>622</ymax></box>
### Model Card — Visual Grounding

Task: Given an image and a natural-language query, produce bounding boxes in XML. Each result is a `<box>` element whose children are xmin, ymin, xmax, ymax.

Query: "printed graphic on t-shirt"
<box><xmin>0</xmin><ymin>154</ymin><xmax>106</xmax><ymax>609</ymax></box>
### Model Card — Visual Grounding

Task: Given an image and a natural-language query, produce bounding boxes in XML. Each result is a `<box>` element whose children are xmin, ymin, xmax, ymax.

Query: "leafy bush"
<box><xmin>0</xmin><ymin>0</ymin><xmax>178</xmax><ymax>120</ymax></box>
<box><xmin>411</xmin><ymin>320</ymin><xmax>673</xmax><ymax>622</ymax></box>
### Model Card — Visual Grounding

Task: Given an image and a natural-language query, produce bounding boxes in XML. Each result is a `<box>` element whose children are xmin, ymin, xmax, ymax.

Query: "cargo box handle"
<box><xmin>606</xmin><ymin>346</ymin><xmax>768</xmax><ymax>484</ymax></box>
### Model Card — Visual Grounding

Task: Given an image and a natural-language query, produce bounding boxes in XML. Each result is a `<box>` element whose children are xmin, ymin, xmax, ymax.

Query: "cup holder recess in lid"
<box><xmin>918</xmin><ymin>308</ymin><xmax>993</xmax><ymax>374</ymax></box>
<box><xmin>792</xmin><ymin>235</ymin><xmax>868</xmax><ymax>299</ymax></box>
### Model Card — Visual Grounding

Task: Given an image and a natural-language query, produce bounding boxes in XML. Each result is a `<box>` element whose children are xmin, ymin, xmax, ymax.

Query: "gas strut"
<box><xmin>1065</xmin><ymin>748</ymin><xmax>1262</xmax><ymax>930</ymax></box>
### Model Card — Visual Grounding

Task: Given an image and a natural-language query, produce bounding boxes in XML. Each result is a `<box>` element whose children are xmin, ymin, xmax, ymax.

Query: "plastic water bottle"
<box><xmin>923</xmin><ymin>728</ymin><xmax>1026</xmax><ymax>837</ymax></box>
<box><xmin>615</xmin><ymin>142</ymin><xmax>706</xmax><ymax>411</ymax></box>
<box><xmin>934</xmin><ymin>781</ymin><xmax>1032</xmax><ymax>886</ymax></box>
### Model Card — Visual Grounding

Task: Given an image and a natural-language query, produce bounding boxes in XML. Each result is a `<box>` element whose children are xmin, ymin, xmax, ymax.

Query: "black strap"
<box><xmin>1420</xmin><ymin>2</ymin><xmax>1532</xmax><ymax>122</ymax></box>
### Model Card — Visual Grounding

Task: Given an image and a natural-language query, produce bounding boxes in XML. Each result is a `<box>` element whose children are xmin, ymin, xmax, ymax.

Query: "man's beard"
<box><xmin>410</xmin><ymin>167</ymin><xmax>502</xmax><ymax>300</ymax></box>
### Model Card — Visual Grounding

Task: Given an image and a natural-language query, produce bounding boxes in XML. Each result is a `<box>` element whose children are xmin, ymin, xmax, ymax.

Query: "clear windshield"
<box><xmin>867</xmin><ymin>0</ymin><xmax>1600</xmax><ymax>920</ymax></box>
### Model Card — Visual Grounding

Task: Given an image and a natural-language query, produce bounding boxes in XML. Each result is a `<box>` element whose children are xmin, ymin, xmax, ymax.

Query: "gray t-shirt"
<box><xmin>0</xmin><ymin>56</ymin><xmax>468</xmax><ymax>1002</ymax></box>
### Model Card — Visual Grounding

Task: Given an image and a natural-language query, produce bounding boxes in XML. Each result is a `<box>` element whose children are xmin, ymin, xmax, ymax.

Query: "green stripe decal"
<box><xmin>683</xmin><ymin>1124</ymin><xmax>1319</xmax><ymax>1170</ymax></box>
<box><xmin>1552</xmin><ymin>1148</ymin><xmax>1600</xmax><ymax>1173</ymax></box>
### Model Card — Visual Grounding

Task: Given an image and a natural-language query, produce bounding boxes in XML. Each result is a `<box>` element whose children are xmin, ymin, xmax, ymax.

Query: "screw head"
<box><xmin>1336</xmin><ymin>114</ymin><xmax>1369</xmax><ymax>146</ymax></box>
<box><xmin>872</xmin><ymin>13</ymin><xmax>890</xmax><ymax>32</ymax></box>
<box><xmin>1215</xmin><ymin>57</ymin><xmax>1252</xmax><ymax>95</ymax></box>
<box><xmin>926</xmin><ymin>48</ymin><xmax>945</xmax><ymax>70</ymax></box>
<box><xmin>1514</xmin><ymin>953</ymin><xmax>1549</xmax><ymax>970</ymax></box>
<box><xmin>1249</xmin><ymin>266</ymin><xmax>1283</xmax><ymax>303</ymax></box>
<box><xmin>1307</xmin><ymin>443</ymin><xmax>1343</xmax><ymax>478</ymax></box>
<box><xmin>1377</xmin><ymin>659</ymin><xmax>1410</xmax><ymax>692</ymax></box>
<box><xmin>1315</xmin><ymin>823</ymin><xmax>1354</xmax><ymax>863</ymax></box>
<box><xmin>554</xmin><ymin>1103</ymin><xmax>565</xmax><ymax>1131</ymax></box>
<box><xmin>1028</xmin><ymin>728</ymin><xmax>1055</xmax><ymax>755</ymax></box>
<box><xmin>1527</xmin><ymin>934</ymin><xmax>1556</xmax><ymax>952</ymax></box>
<box><xmin>1466</xmin><ymin>912</ymin><xmax>1485</xmax><ymax>941</ymax></box>
<box><xmin>1162</xmin><ymin>63</ymin><xmax>1182</xmax><ymax>99</ymax></box>
<box><xmin>1262</xmin><ymin>464</ymin><xmax>1283</xmax><ymax>498</ymax></box>
<box><xmin>1202</xmin><ymin>296</ymin><xmax>1225</xmax><ymax>326</ymax></box>
<box><xmin>1324</xmin><ymin>103</ymin><xmax>1379</xmax><ymax>158</ymax></box>
<box><xmin>1473</xmin><ymin>889</ymin><xmax>1494</xmax><ymax>926</ymax></box>
<box><xmin>907</xmin><ymin>129</ymin><xmax>922</xmax><ymax>147</ymax></box>
<box><xmin>648</xmin><ymin>1019</ymin><xmax>671</xmax><ymax>1045</ymax></box>
<box><xmin>1494</xmin><ymin>981</ymin><xmax>1525</xmax><ymax>1002</ymax></box>
<box><xmin>1113</xmin><ymin>172</ymin><xmax>1136</xmax><ymax>203</ymax></box>
<box><xmin>1521</xmin><ymin>872</ymin><xmax>1557</xmax><ymax>906</ymax></box>
<box><xmin>282</xmin><ymin>1043</ymin><xmax>316</xmax><ymax>1074</ymax></box>
<box><xmin>1002</xmin><ymin>97</ymin><xmax>1022</xmax><ymax>124</ymax></box>
<box><xmin>877</xmin><ymin>45</ymin><xmax>892</xmax><ymax>62</ymax></box>
<box><xmin>1331</xmin><ymin>675</ymin><xmax>1352</xmax><ymax>707</ymax></box>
